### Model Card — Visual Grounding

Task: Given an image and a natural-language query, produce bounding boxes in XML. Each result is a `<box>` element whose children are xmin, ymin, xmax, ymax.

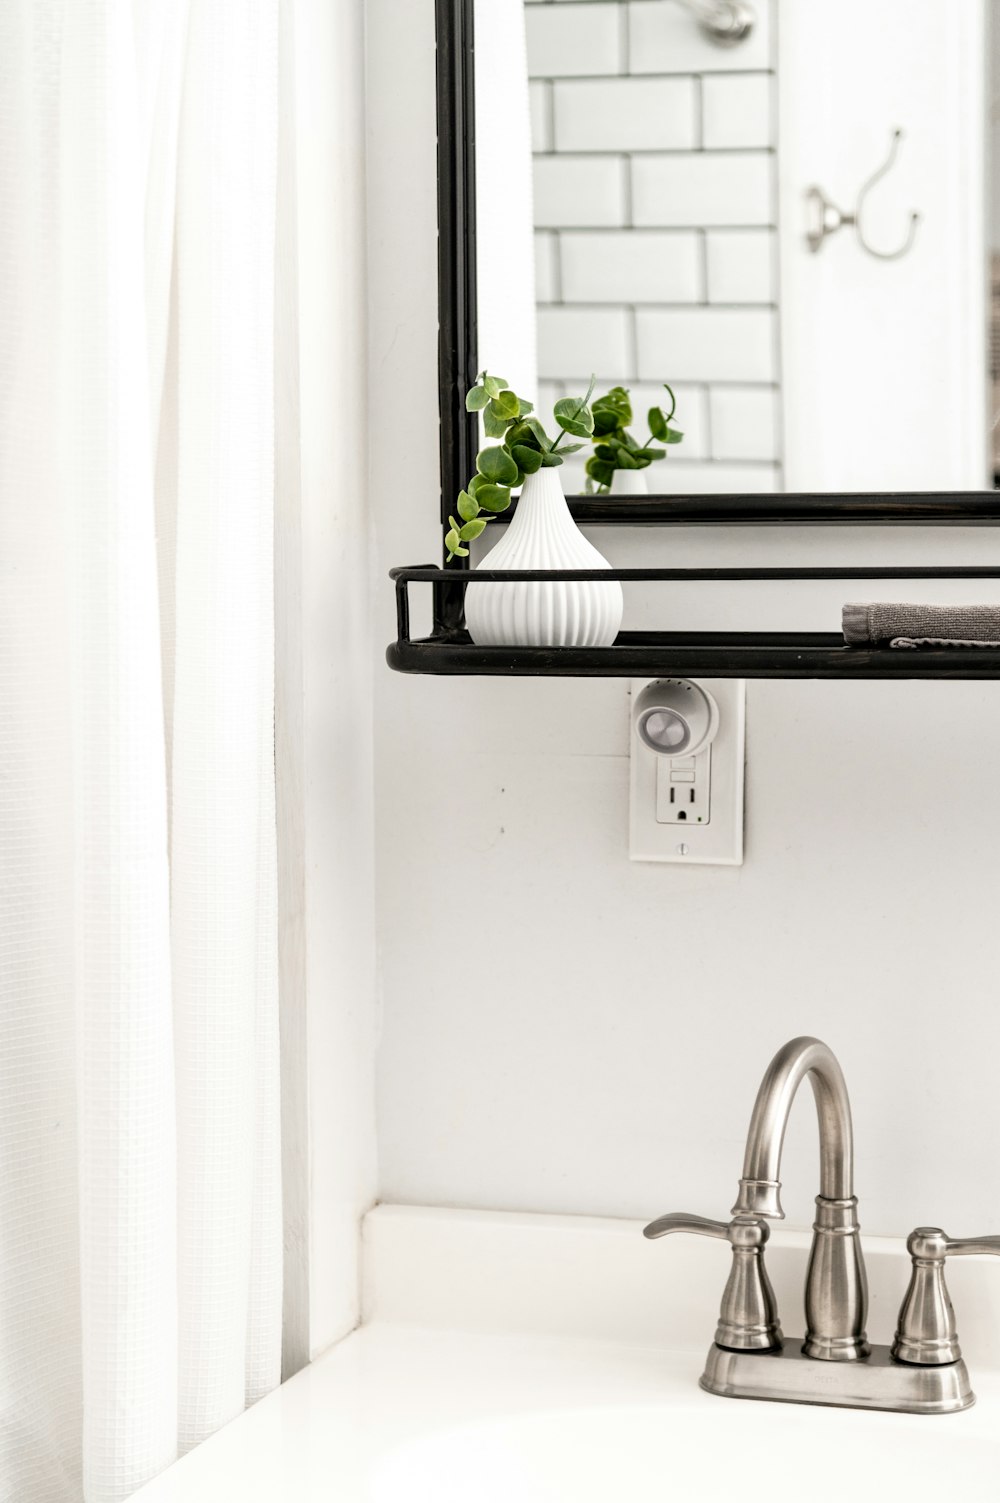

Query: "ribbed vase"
<box><xmin>464</xmin><ymin>467</ymin><xmax>623</xmax><ymax>648</ymax></box>
<box><xmin>610</xmin><ymin>467</ymin><xmax>648</xmax><ymax>495</ymax></box>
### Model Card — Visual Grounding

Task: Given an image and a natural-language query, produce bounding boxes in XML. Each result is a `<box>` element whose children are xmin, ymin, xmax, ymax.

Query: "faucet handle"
<box><xmin>642</xmin><ymin>1210</ymin><xmax>782</xmax><ymax>1352</ymax></box>
<box><xmin>940</xmin><ymin>1234</ymin><xmax>1000</xmax><ymax>1258</ymax></box>
<box><xmin>643</xmin><ymin>1212</ymin><xmax>731</xmax><ymax>1240</ymax></box>
<box><xmin>892</xmin><ymin>1227</ymin><xmax>1000</xmax><ymax>1366</ymax></box>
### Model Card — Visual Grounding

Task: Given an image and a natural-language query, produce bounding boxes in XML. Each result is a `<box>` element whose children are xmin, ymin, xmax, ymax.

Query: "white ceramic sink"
<box><xmin>136</xmin><ymin>1326</ymin><xmax>1000</xmax><ymax>1503</ymax></box>
<box><xmin>134</xmin><ymin>1209</ymin><xmax>1000</xmax><ymax>1503</ymax></box>
<box><xmin>375</xmin><ymin>1399</ymin><xmax>998</xmax><ymax>1503</ymax></box>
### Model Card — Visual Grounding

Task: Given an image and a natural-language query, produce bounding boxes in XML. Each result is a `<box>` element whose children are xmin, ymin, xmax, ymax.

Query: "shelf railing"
<box><xmin>388</xmin><ymin>563</ymin><xmax>1000</xmax><ymax>681</ymax></box>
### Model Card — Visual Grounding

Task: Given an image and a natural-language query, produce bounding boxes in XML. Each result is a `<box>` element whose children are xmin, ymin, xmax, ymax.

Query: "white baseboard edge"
<box><xmin>362</xmin><ymin>1203</ymin><xmax>1000</xmax><ymax>1372</ymax></box>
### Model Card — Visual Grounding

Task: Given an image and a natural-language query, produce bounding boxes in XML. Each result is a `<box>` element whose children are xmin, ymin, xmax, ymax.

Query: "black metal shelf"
<box><xmin>389</xmin><ymin>564</ymin><xmax>1000</xmax><ymax>681</ymax></box>
<box><xmin>389</xmin><ymin>630</ymin><xmax>1000</xmax><ymax>679</ymax></box>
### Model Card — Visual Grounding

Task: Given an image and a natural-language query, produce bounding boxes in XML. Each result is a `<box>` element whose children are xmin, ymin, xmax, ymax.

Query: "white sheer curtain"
<box><xmin>0</xmin><ymin>3</ymin><xmax>283</xmax><ymax>1500</ymax></box>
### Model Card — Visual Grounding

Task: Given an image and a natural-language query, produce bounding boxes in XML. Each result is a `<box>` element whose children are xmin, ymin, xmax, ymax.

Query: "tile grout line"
<box><xmin>619</xmin><ymin>0</ymin><xmax>630</xmax><ymax>76</ymax></box>
<box><xmin>532</xmin><ymin>300</ymin><xmax>780</xmax><ymax>311</ymax></box>
<box><xmin>532</xmin><ymin>147</ymin><xmax>778</xmax><ymax>159</ymax></box>
<box><xmin>526</xmin><ymin>69</ymin><xmax>777</xmax><ymax>84</ymax></box>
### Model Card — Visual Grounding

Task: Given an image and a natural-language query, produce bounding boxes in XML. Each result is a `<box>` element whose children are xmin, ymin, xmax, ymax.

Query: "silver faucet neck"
<box><xmin>731</xmin><ymin>1035</ymin><xmax>855</xmax><ymax>1219</ymax></box>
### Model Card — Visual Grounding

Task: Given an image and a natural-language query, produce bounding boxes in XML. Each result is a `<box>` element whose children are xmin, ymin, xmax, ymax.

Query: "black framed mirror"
<box><xmin>435</xmin><ymin>0</ymin><xmax>1000</xmax><ymax>564</ymax></box>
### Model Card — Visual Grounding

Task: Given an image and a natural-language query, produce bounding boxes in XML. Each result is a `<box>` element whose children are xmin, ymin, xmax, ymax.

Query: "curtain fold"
<box><xmin>0</xmin><ymin>3</ymin><xmax>284</xmax><ymax>1499</ymax></box>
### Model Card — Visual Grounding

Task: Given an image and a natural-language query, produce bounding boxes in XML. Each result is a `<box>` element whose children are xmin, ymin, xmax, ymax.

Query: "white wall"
<box><xmin>277</xmin><ymin>0</ymin><xmax>378</xmax><ymax>1366</ymax></box>
<box><xmin>368</xmin><ymin>0</ymin><xmax>1000</xmax><ymax>1242</ymax></box>
<box><xmin>779</xmin><ymin>0</ymin><xmax>987</xmax><ymax>492</ymax></box>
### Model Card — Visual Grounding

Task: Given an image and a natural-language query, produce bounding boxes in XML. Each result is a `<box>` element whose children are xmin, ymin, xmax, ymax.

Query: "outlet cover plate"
<box><xmin>629</xmin><ymin>677</ymin><xmax>745</xmax><ymax>865</ymax></box>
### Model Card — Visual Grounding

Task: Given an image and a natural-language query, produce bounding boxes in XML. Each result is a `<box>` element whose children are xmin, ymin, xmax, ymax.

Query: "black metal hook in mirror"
<box><xmin>805</xmin><ymin>128</ymin><xmax>921</xmax><ymax>262</ymax></box>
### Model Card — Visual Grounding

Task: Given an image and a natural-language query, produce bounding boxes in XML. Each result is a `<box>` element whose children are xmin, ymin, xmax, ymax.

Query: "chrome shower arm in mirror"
<box><xmin>673</xmin><ymin>0</ymin><xmax>755</xmax><ymax>46</ymax></box>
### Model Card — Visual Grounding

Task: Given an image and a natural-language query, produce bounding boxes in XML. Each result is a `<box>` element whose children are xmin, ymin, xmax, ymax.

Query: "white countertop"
<box><xmin>133</xmin><ymin>1208</ymin><xmax>1000</xmax><ymax>1501</ymax></box>
<box><xmin>134</xmin><ymin>1322</ymin><xmax>1000</xmax><ymax>1502</ymax></box>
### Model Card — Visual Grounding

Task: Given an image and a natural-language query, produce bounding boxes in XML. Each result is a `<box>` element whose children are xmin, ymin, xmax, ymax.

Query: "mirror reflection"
<box><xmin>475</xmin><ymin>0</ymin><xmax>998</xmax><ymax>496</ymax></box>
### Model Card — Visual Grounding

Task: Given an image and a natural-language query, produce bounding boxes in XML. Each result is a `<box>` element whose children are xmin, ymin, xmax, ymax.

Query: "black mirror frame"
<box><xmin>433</xmin><ymin>0</ymin><xmax>999</xmax><ymax>594</ymax></box>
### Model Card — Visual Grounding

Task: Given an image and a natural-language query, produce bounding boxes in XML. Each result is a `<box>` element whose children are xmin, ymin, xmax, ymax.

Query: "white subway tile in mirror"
<box><xmin>521</xmin><ymin>0</ymin><xmax>781</xmax><ymax>490</ymax></box>
<box><xmin>559</xmin><ymin>230</ymin><xmax>702</xmax><ymax>304</ymax></box>
<box><xmin>524</xmin><ymin>2</ymin><xmax>625</xmax><ymax>77</ymax></box>
<box><xmin>553</xmin><ymin>76</ymin><xmax>697</xmax><ymax>152</ymax></box>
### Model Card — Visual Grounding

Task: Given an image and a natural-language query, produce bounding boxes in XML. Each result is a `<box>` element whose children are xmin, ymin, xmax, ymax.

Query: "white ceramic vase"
<box><xmin>610</xmin><ymin>467</ymin><xmax>649</xmax><ymax>496</ymax></box>
<box><xmin>464</xmin><ymin>467</ymin><xmax>623</xmax><ymax>648</ymax></box>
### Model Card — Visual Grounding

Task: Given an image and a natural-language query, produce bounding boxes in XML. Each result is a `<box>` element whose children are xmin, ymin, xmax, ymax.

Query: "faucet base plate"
<box><xmin>701</xmin><ymin>1340</ymin><xmax>975</xmax><ymax>1415</ymax></box>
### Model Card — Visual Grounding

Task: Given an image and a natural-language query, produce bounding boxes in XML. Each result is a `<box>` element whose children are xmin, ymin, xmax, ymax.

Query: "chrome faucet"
<box><xmin>645</xmin><ymin>1036</ymin><xmax>1000</xmax><ymax>1414</ymax></box>
<box><xmin>731</xmin><ymin>1035</ymin><xmax>869</xmax><ymax>1364</ymax></box>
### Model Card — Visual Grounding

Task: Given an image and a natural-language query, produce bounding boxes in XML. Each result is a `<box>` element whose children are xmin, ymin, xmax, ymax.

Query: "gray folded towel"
<box><xmin>843</xmin><ymin>602</ymin><xmax>1000</xmax><ymax>649</ymax></box>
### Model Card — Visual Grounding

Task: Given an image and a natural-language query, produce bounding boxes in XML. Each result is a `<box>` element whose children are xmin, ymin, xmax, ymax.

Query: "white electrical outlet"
<box><xmin>629</xmin><ymin>677</ymin><xmax>745</xmax><ymax>865</ymax></box>
<box><xmin>656</xmin><ymin>746</ymin><xmax>711</xmax><ymax>825</ymax></box>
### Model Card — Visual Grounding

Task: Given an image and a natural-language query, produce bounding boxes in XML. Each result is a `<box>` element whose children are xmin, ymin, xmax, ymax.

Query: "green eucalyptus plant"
<box><xmin>447</xmin><ymin>373</ymin><xmax>683</xmax><ymax>559</ymax></box>
<box><xmin>446</xmin><ymin>371</ymin><xmax>596</xmax><ymax>560</ymax></box>
<box><xmin>584</xmin><ymin>384</ymin><xmax>683</xmax><ymax>494</ymax></box>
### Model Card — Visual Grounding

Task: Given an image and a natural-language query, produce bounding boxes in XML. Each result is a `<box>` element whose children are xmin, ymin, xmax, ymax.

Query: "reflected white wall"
<box><xmin>779</xmin><ymin>0</ymin><xmax>987</xmax><ymax>491</ymax></box>
<box><xmin>474</xmin><ymin>0</ymin><xmax>538</xmax><ymax>400</ymax></box>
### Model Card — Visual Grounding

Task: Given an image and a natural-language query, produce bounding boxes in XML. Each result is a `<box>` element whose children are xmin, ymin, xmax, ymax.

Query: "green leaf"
<box><xmin>483</xmin><ymin>406</ymin><xmax>513</xmax><ymax>439</ymax></box>
<box><xmin>644</xmin><ymin>448</ymin><xmax>667</xmax><ymax>461</ymax></box>
<box><xmin>664</xmin><ymin>427</ymin><xmax>684</xmax><ymax>444</ymax></box>
<box><xmin>459</xmin><ymin>518</ymin><xmax>487</xmax><ymax>542</ymax></box>
<box><xmin>585</xmin><ymin>457</ymin><xmax>613</xmax><ymax>487</ymax></box>
<box><xmin>457</xmin><ymin>490</ymin><xmax>480</xmax><ymax>521</ymax></box>
<box><xmin>445</xmin><ymin>528</ymin><xmax>468</xmax><ymax>558</ymax></box>
<box><xmin>504</xmin><ymin>420</ymin><xmax>536</xmax><ymax>450</ymax></box>
<box><xmin>556</xmin><ymin>441</ymin><xmax>584</xmax><ymax>454</ymax></box>
<box><xmin>517</xmin><ymin>398</ymin><xmax>534</xmax><ymax>416</ymax></box>
<box><xmin>483</xmin><ymin>374</ymin><xmax>507</xmax><ymax>398</ymax></box>
<box><xmin>477</xmin><ymin>446</ymin><xmax>519</xmax><ymax>485</ymax></box>
<box><xmin>539</xmin><ymin>450</ymin><xmax>564</xmax><ymax>467</ymax></box>
<box><xmin>475</xmin><ymin>483</ymin><xmax>512</xmax><ymax>512</ymax></box>
<box><xmin>468</xmin><ymin>474</ymin><xmax>488</xmax><ymax>497</ymax></box>
<box><xmin>592</xmin><ymin>409</ymin><xmax>621</xmax><ymax>438</ymax></box>
<box><xmin>593</xmin><ymin>386</ymin><xmax>632</xmax><ymax>427</ymax></box>
<box><xmin>595</xmin><ymin>443</ymin><xmax>619</xmax><ymax>463</ymax></box>
<box><xmin>553</xmin><ymin>395</ymin><xmax>594</xmax><ymax>439</ymax></box>
<box><xmin>512</xmin><ymin>444</ymin><xmax>543</xmax><ymax>474</ymax></box>
<box><xmin>616</xmin><ymin>447</ymin><xmax>639</xmax><ymax>469</ymax></box>
<box><xmin>491</xmin><ymin>389</ymin><xmax>520</xmax><ymax>420</ymax></box>
<box><xmin>466</xmin><ymin>385</ymin><xmax>490</xmax><ymax>412</ymax></box>
<box><xmin>524</xmin><ymin>417</ymin><xmax>556</xmax><ymax>451</ymax></box>
<box><xmin>648</xmin><ymin>407</ymin><xmax>668</xmax><ymax>442</ymax></box>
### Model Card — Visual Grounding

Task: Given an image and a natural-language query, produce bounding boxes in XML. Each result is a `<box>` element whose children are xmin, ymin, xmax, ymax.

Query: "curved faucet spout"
<box><xmin>731</xmin><ymin>1036</ymin><xmax>854</xmax><ymax>1219</ymax></box>
<box><xmin>730</xmin><ymin>1036</ymin><xmax>868</xmax><ymax>1362</ymax></box>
